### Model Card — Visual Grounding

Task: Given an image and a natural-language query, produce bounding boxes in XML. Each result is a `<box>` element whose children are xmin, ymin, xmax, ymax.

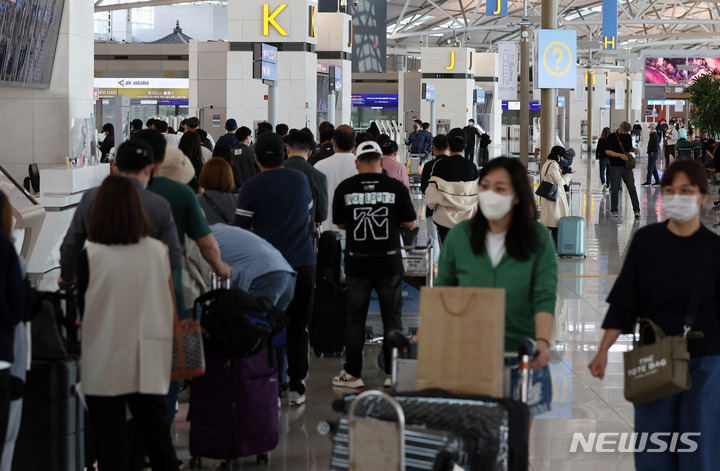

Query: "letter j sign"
<box><xmin>487</xmin><ymin>0</ymin><xmax>507</xmax><ymax>17</ymax></box>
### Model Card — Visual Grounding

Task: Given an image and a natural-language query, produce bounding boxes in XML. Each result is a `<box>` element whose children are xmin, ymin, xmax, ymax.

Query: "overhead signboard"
<box><xmin>474</xmin><ymin>89</ymin><xmax>486</xmax><ymax>104</ymax></box>
<box><xmin>502</xmin><ymin>101</ymin><xmax>541</xmax><ymax>111</ymax></box>
<box><xmin>602</xmin><ymin>0</ymin><xmax>618</xmax><ymax>50</ymax></box>
<box><xmin>94</xmin><ymin>77</ymin><xmax>189</xmax><ymax>101</ymax></box>
<box><xmin>351</xmin><ymin>94</ymin><xmax>399</xmax><ymax>109</ymax></box>
<box><xmin>498</xmin><ymin>41</ymin><xmax>518</xmax><ymax>100</ymax></box>
<box><xmin>537</xmin><ymin>29</ymin><xmax>577</xmax><ymax>89</ymax></box>
<box><xmin>486</xmin><ymin>0</ymin><xmax>508</xmax><ymax>17</ymax></box>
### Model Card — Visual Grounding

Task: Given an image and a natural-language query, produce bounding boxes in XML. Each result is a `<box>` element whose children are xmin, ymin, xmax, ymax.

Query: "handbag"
<box><xmin>535</xmin><ymin>163</ymin><xmax>558</xmax><ymax>202</ymax></box>
<box><xmin>623</xmin><ymin>233</ymin><xmax>715</xmax><ymax>404</ymax></box>
<box><xmin>614</xmin><ymin>132</ymin><xmax>636</xmax><ymax>169</ymax></box>
<box><xmin>171</xmin><ymin>305</ymin><xmax>206</xmax><ymax>381</ymax></box>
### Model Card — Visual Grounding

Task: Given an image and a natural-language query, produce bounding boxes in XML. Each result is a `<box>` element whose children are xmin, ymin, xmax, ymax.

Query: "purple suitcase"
<box><xmin>189</xmin><ymin>344</ymin><xmax>279</xmax><ymax>464</ymax></box>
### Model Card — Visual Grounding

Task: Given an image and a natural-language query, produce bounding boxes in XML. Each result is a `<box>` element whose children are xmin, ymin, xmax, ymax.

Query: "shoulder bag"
<box><xmin>535</xmin><ymin>162</ymin><xmax>558</xmax><ymax>202</ymax></box>
<box><xmin>623</xmin><ymin>232</ymin><xmax>716</xmax><ymax>404</ymax></box>
<box><xmin>202</xmin><ymin>192</ymin><xmax>231</xmax><ymax>224</ymax></box>
<box><xmin>614</xmin><ymin>132</ymin><xmax>636</xmax><ymax>169</ymax></box>
<box><xmin>171</xmin><ymin>292</ymin><xmax>206</xmax><ymax>381</ymax></box>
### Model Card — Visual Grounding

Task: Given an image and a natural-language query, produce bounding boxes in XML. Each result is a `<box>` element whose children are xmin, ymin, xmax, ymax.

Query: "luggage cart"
<box><xmin>327</xmin><ymin>340</ymin><xmax>539</xmax><ymax>471</ymax></box>
<box><xmin>328</xmin><ymin>390</ymin><xmax>469</xmax><ymax>471</ymax></box>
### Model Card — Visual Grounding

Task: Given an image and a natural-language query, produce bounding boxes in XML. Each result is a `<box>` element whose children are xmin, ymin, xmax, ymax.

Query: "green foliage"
<box><xmin>686</xmin><ymin>71</ymin><xmax>720</xmax><ymax>138</ymax></box>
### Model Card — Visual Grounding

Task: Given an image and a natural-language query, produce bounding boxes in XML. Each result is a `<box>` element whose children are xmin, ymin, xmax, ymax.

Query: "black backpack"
<box><xmin>195</xmin><ymin>288</ymin><xmax>285</xmax><ymax>359</ymax></box>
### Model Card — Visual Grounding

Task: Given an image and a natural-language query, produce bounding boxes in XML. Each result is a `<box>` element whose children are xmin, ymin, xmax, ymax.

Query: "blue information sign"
<box><xmin>602</xmin><ymin>0</ymin><xmax>618</xmax><ymax>50</ymax></box>
<box><xmin>537</xmin><ymin>29</ymin><xmax>577</xmax><ymax>89</ymax></box>
<box><xmin>486</xmin><ymin>0</ymin><xmax>507</xmax><ymax>17</ymax></box>
<box><xmin>557</xmin><ymin>96</ymin><xmax>566</xmax><ymax>108</ymax></box>
<box><xmin>474</xmin><ymin>89</ymin><xmax>486</xmax><ymax>104</ymax></box>
<box><xmin>423</xmin><ymin>83</ymin><xmax>435</xmax><ymax>101</ymax></box>
<box><xmin>262</xmin><ymin>43</ymin><xmax>278</xmax><ymax>63</ymax></box>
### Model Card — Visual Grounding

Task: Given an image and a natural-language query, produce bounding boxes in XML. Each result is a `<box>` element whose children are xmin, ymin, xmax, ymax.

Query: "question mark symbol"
<box><xmin>552</xmin><ymin>47</ymin><xmax>564</xmax><ymax>71</ymax></box>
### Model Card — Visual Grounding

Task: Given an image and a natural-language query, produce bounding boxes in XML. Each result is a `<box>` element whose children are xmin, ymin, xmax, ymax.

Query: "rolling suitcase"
<box><xmin>310</xmin><ymin>231</ymin><xmax>346</xmax><ymax>357</ymax></box>
<box><xmin>189</xmin><ymin>344</ymin><xmax>279</xmax><ymax>467</ymax></box>
<box><xmin>557</xmin><ymin>216</ymin><xmax>586</xmax><ymax>258</ymax></box>
<box><xmin>12</xmin><ymin>359</ymin><xmax>85</xmax><ymax>471</ymax></box>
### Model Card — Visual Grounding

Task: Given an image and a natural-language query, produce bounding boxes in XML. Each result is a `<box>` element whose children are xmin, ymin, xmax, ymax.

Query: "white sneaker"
<box><xmin>601</xmin><ymin>183</ymin><xmax>607</xmax><ymax>192</ymax></box>
<box><xmin>383</xmin><ymin>375</ymin><xmax>392</xmax><ymax>388</ymax></box>
<box><xmin>289</xmin><ymin>391</ymin><xmax>306</xmax><ymax>406</ymax></box>
<box><xmin>332</xmin><ymin>370</ymin><xmax>364</xmax><ymax>388</ymax></box>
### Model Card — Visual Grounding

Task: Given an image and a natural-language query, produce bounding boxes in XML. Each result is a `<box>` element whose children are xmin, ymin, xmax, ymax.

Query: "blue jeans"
<box><xmin>598</xmin><ymin>157</ymin><xmax>610</xmax><ymax>185</ymax></box>
<box><xmin>633</xmin><ymin>354</ymin><xmax>720</xmax><ymax>471</ymax></box>
<box><xmin>344</xmin><ymin>274</ymin><xmax>403</xmax><ymax>377</ymax></box>
<box><xmin>248</xmin><ymin>270</ymin><xmax>296</xmax><ymax>312</ymax></box>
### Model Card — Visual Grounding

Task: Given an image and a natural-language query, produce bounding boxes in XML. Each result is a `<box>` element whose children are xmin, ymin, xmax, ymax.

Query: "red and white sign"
<box><xmin>264</xmin><ymin>95</ymin><xmax>269</xmax><ymax>101</ymax></box>
<box><xmin>305</xmin><ymin>102</ymin><xmax>309</xmax><ymax>109</ymax></box>
<box><xmin>93</xmin><ymin>88</ymin><xmax>99</xmax><ymax>100</ymax></box>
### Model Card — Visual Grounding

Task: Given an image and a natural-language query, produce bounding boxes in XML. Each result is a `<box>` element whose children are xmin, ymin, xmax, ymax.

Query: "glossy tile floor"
<box><xmin>172</xmin><ymin>141</ymin><xmax>717</xmax><ymax>470</ymax></box>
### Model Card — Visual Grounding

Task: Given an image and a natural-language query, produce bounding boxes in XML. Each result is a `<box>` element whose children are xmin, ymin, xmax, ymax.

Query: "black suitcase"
<box><xmin>334</xmin><ymin>388</ymin><xmax>530</xmax><ymax>471</ymax></box>
<box><xmin>310</xmin><ymin>231</ymin><xmax>346</xmax><ymax>357</ymax></box>
<box><xmin>330</xmin><ymin>418</ymin><xmax>468</xmax><ymax>471</ymax></box>
<box><xmin>12</xmin><ymin>359</ymin><xmax>85</xmax><ymax>471</ymax></box>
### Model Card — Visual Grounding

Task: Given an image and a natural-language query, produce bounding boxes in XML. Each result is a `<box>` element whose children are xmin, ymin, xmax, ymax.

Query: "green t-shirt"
<box><xmin>149</xmin><ymin>177</ymin><xmax>212</xmax><ymax>312</ymax></box>
<box><xmin>435</xmin><ymin>220</ymin><xmax>557</xmax><ymax>352</ymax></box>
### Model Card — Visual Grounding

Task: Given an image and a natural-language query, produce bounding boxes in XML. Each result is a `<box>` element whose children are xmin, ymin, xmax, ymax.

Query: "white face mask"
<box><xmin>478</xmin><ymin>190</ymin><xmax>515</xmax><ymax>221</ymax></box>
<box><xmin>662</xmin><ymin>194</ymin><xmax>700</xmax><ymax>223</ymax></box>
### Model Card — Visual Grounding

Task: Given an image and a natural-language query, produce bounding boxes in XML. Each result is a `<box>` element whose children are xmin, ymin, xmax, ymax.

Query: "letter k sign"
<box><xmin>264</xmin><ymin>4</ymin><xmax>288</xmax><ymax>36</ymax></box>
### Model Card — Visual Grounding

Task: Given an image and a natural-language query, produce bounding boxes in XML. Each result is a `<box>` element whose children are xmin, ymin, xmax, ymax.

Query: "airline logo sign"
<box><xmin>94</xmin><ymin>78</ymin><xmax>189</xmax><ymax>100</ymax></box>
<box><xmin>602</xmin><ymin>0</ymin><xmax>618</xmax><ymax>50</ymax></box>
<box><xmin>537</xmin><ymin>29</ymin><xmax>577</xmax><ymax>89</ymax></box>
<box><xmin>486</xmin><ymin>0</ymin><xmax>508</xmax><ymax>17</ymax></box>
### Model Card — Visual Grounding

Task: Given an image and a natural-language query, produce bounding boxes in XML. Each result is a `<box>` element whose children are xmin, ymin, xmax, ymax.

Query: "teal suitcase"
<box><xmin>557</xmin><ymin>216</ymin><xmax>586</xmax><ymax>257</ymax></box>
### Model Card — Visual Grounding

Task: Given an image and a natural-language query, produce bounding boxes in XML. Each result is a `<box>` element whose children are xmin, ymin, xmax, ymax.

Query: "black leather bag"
<box><xmin>535</xmin><ymin>164</ymin><xmax>558</xmax><ymax>202</ymax></box>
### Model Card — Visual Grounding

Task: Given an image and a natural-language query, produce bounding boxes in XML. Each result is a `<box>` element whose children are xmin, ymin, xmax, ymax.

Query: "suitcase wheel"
<box><xmin>189</xmin><ymin>457</ymin><xmax>202</xmax><ymax>469</ymax></box>
<box><xmin>257</xmin><ymin>453</ymin><xmax>269</xmax><ymax>465</ymax></box>
<box><xmin>219</xmin><ymin>460</ymin><xmax>237</xmax><ymax>470</ymax></box>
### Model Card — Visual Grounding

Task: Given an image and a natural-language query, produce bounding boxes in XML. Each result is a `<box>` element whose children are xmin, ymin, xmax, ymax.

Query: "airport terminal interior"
<box><xmin>3</xmin><ymin>0</ymin><xmax>720</xmax><ymax>470</ymax></box>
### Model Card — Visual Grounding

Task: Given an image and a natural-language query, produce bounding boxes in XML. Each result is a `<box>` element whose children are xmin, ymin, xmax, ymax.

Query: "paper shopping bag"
<box><xmin>416</xmin><ymin>286</ymin><xmax>506</xmax><ymax>397</ymax></box>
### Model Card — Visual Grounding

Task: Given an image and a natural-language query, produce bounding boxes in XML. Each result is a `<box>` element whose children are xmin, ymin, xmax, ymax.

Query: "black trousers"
<box><xmin>286</xmin><ymin>264</ymin><xmax>316</xmax><ymax>395</ymax></box>
<box><xmin>86</xmin><ymin>393</ymin><xmax>178</xmax><ymax>471</ymax></box>
<box><xmin>343</xmin><ymin>275</ymin><xmax>403</xmax><ymax>377</ymax></box>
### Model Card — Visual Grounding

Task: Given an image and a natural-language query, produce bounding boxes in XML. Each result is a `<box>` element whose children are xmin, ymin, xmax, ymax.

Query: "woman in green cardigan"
<box><xmin>436</xmin><ymin>157</ymin><xmax>558</xmax><ymax>416</ymax></box>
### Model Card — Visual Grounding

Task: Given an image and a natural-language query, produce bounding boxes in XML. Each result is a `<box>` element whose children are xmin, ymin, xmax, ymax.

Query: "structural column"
<box><xmin>317</xmin><ymin>12</ymin><xmax>353</xmax><ymax>127</ymax></box>
<box><xmin>225</xmin><ymin>1</ymin><xmax>318</xmax><ymax>131</ymax></box>
<box><xmin>420</xmin><ymin>48</ymin><xmax>476</xmax><ymax>138</ymax></box>
<box><xmin>0</xmin><ymin>1</ymin><xmax>94</xmax><ymax>180</ymax></box>
<box><xmin>540</xmin><ymin>0</ymin><xmax>558</xmax><ymax>166</ymax></box>
<box><xmin>520</xmin><ymin>25</ymin><xmax>530</xmax><ymax>167</ymax></box>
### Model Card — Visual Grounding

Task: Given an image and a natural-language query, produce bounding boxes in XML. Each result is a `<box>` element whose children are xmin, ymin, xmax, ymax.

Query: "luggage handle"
<box><xmin>348</xmin><ymin>391</ymin><xmax>406</xmax><ymax>471</ymax></box>
<box><xmin>438</xmin><ymin>291</ymin><xmax>476</xmax><ymax>317</ymax></box>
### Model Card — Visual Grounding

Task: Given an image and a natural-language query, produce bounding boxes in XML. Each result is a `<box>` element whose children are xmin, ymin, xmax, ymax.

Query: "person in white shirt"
<box><xmin>314</xmin><ymin>125</ymin><xmax>359</xmax><ymax>235</ymax></box>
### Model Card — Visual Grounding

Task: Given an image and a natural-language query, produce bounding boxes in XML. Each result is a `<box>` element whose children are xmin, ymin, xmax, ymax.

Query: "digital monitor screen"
<box><xmin>351</xmin><ymin>94</ymin><xmax>399</xmax><ymax>109</ymax></box>
<box><xmin>0</xmin><ymin>0</ymin><xmax>65</xmax><ymax>89</ymax></box>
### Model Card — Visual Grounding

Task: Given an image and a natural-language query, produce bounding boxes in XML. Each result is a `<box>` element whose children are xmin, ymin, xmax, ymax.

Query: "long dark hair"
<box><xmin>470</xmin><ymin>157</ymin><xmax>538</xmax><ymax>261</ymax></box>
<box><xmin>179</xmin><ymin>131</ymin><xmax>204</xmax><ymax>163</ymax></box>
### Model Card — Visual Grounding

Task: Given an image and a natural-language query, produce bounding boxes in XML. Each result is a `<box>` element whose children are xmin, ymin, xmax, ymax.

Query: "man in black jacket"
<box><xmin>605</xmin><ymin>121</ymin><xmax>641</xmax><ymax>219</ymax></box>
<box><xmin>642</xmin><ymin>124</ymin><xmax>661</xmax><ymax>186</ymax></box>
<box><xmin>232</xmin><ymin>126</ymin><xmax>260</xmax><ymax>186</ymax></box>
<box><xmin>463</xmin><ymin>119</ymin><xmax>482</xmax><ymax>161</ymax></box>
<box><xmin>282</xmin><ymin>130</ymin><xmax>329</xmax><ymax>228</ymax></box>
